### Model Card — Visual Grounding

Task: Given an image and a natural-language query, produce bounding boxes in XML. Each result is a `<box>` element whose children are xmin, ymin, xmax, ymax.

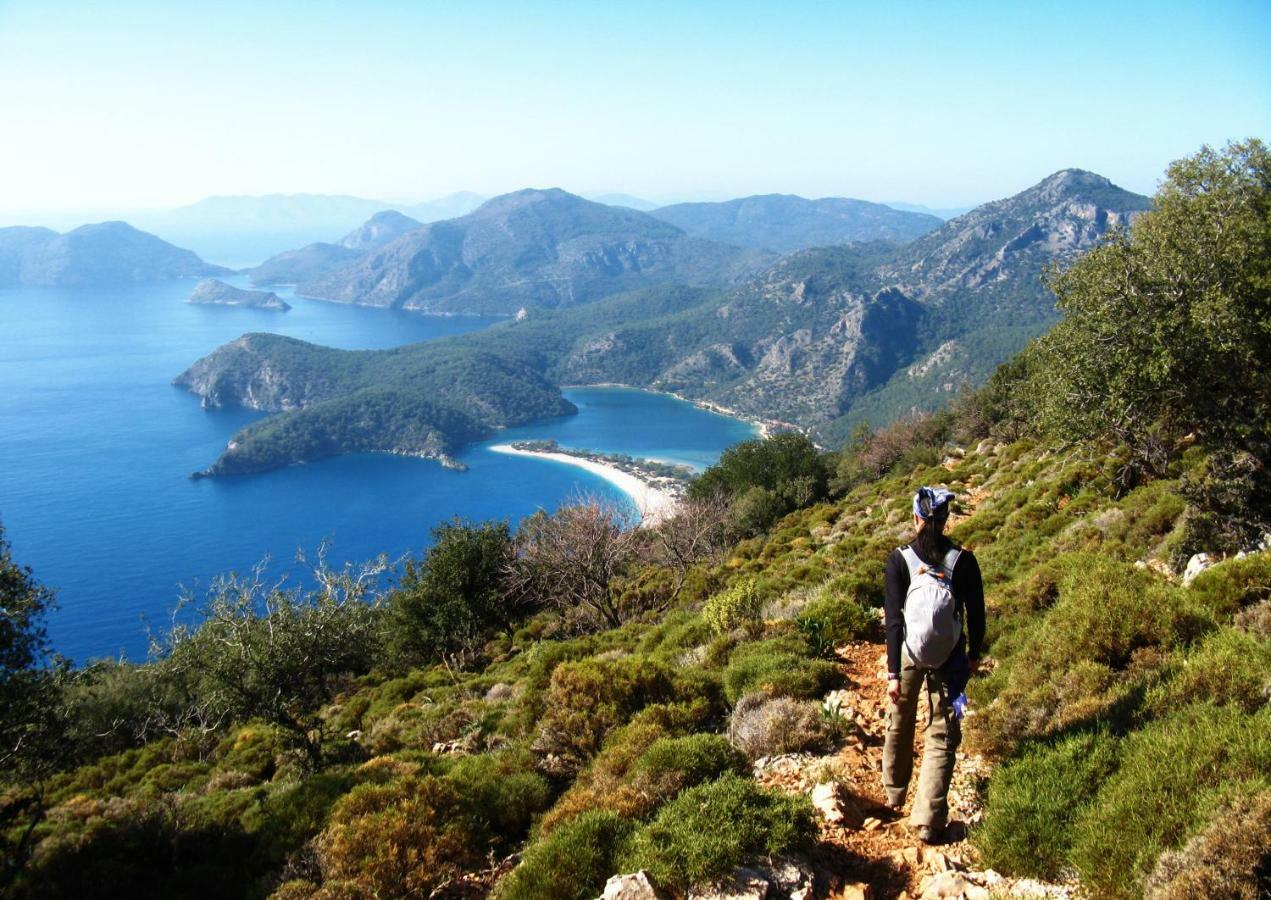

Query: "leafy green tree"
<box><xmin>387</xmin><ymin>520</ymin><xmax>520</xmax><ymax>666</ymax></box>
<box><xmin>1032</xmin><ymin>140</ymin><xmax>1269</xmax><ymax>546</ymax></box>
<box><xmin>157</xmin><ymin>554</ymin><xmax>386</xmax><ymax>767</ymax></box>
<box><xmin>0</xmin><ymin>524</ymin><xmax>66</xmax><ymax>886</ymax></box>
<box><xmin>689</xmin><ymin>433</ymin><xmax>831</xmax><ymax>533</ymax></box>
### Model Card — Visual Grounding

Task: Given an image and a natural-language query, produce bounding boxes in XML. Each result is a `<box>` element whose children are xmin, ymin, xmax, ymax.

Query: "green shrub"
<box><xmin>496</xmin><ymin>810</ymin><xmax>635</xmax><ymax>900</ymax></box>
<box><xmin>1188</xmin><ymin>551</ymin><xmax>1271</xmax><ymax>618</ymax></box>
<box><xmin>974</xmin><ymin>731</ymin><xmax>1122</xmax><ymax>878</ymax></box>
<box><xmin>620</xmin><ymin>773</ymin><xmax>815</xmax><ymax>890</ymax></box>
<box><xmin>445</xmin><ymin>749</ymin><xmax>551</xmax><ymax>841</ymax></box>
<box><xmin>1070</xmin><ymin>704</ymin><xmax>1271</xmax><ymax>898</ymax></box>
<box><xmin>703</xmin><ymin>579</ymin><xmax>764</xmax><ymax>635</ymax></box>
<box><xmin>533</xmin><ymin>656</ymin><xmax>677</xmax><ymax>771</ymax></box>
<box><xmin>795</xmin><ymin>592</ymin><xmax>876</xmax><ymax>655</ymax></box>
<box><xmin>630</xmin><ymin>734</ymin><xmax>747</xmax><ymax>804</ymax></box>
<box><xmin>722</xmin><ymin>638</ymin><xmax>839</xmax><ymax>703</ymax></box>
<box><xmin>1147</xmin><ymin>627</ymin><xmax>1271</xmax><ymax>714</ymax></box>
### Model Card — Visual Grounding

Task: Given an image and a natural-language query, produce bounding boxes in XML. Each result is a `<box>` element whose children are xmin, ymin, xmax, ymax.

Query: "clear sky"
<box><xmin>1</xmin><ymin>0</ymin><xmax>1268</xmax><ymax>216</ymax></box>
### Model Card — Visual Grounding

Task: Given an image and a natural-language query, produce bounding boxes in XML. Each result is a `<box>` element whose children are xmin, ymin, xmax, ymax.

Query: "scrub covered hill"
<box><xmin>4</xmin><ymin>140</ymin><xmax>1268</xmax><ymax>900</ymax></box>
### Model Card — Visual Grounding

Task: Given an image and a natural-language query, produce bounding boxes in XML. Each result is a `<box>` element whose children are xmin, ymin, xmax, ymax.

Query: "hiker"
<box><xmin>881</xmin><ymin>486</ymin><xmax>985</xmax><ymax>844</ymax></box>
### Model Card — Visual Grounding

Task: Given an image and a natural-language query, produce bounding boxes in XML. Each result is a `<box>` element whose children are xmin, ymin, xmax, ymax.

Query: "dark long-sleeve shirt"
<box><xmin>884</xmin><ymin>544</ymin><xmax>985</xmax><ymax>678</ymax></box>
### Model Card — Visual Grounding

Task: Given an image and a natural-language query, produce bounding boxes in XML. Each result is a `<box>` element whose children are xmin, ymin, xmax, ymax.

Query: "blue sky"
<box><xmin>0</xmin><ymin>0</ymin><xmax>1267</xmax><ymax>215</ymax></box>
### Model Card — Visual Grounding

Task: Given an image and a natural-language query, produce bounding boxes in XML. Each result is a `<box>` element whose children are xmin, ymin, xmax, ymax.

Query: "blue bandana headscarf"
<box><xmin>913</xmin><ymin>486</ymin><xmax>954</xmax><ymax>521</ymax></box>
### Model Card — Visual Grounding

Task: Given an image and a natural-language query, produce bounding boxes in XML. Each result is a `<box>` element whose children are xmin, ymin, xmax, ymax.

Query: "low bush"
<box><xmin>973</xmin><ymin>731</ymin><xmax>1122</xmax><ymax>879</ymax></box>
<box><xmin>445</xmin><ymin>749</ymin><xmax>551</xmax><ymax>842</ymax></box>
<box><xmin>496</xmin><ymin>809</ymin><xmax>634</xmax><ymax>900</ymax></box>
<box><xmin>314</xmin><ymin>775</ymin><xmax>480</xmax><ymax>898</ymax></box>
<box><xmin>727</xmin><ymin>694</ymin><xmax>829</xmax><ymax>760</ymax></box>
<box><xmin>702</xmin><ymin>578</ymin><xmax>763</xmax><ymax>635</ymax></box>
<box><xmin>795</xmin><ymin>591</ymin><xmax>876</xmax><ymax>655</ymax></box>
<box><xmin>533</xmin><ymin>656</ymin><xmax>677</xmax><ymax>772</ymax></box>
<box><xmin>1146</xmin><ymin>626</ymin><xmax>1271</xmax><ymax>714</ymax></box>
<box><xmin>1187</xmin><ymin>551</ymin><xmax>1271</xmax><ymax>618</ymax></box>
<box><xmin>1143</xmin><ymin>788</ymin><xmax>1271</xmax><ymax>900</ymax></box>
<box><xmin>722</xmin><ymin>637</ymin><xmax>840</xmax><ymax>703</ymax></box>
<box><xmin>619</xmin><ymin>773</ymin><xmax>815</xmax><ymax>890</ymax></box>
<box><xmin>1070</xmin><ymin>704</ymin><xmax>1271</xmax><ymax>898</ymax></box>
<box><xmin>630</xmin><ymin>734</ymin><xmax>747</xmax><ymax>803</ymax></box>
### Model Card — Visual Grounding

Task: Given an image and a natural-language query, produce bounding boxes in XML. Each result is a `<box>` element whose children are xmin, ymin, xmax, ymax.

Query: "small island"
<box><xmin>188</xmin><ymin>278</ymin><xmax>291</xmax><ymax>311</ymax></box>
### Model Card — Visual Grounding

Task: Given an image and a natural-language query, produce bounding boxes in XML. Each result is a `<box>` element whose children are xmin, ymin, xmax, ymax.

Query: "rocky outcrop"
<box><xmin>187</xmin><ymin>279</ymin><xmax>290</xmax><ymax>311</ymax></box>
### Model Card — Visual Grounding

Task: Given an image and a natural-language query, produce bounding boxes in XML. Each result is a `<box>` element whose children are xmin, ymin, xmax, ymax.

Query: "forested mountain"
<box><xmin>174</xmin><ymin>333</ymin><xmax>574</xmax><ymax>475</ymax></box>
<box><xmin>649</xmin><ymin>194</ymin><xmax>942</xmax><ymax>253</ymax></box>
<box><xmin>180</xmin><ymin>169</ymin><xmax>1152</xmax><ymax>474</ymax></box>
<box><xmin>293</xmin><ymin>189</ymin><xmax>774</xmax><ymax>315</ymax></box>
<box><xmin>0</xmin><ymin>222</ymin><xmax>230</xmax><ymax>286</ymax></box>
<box><xmin>336</xmin><ymin>210</ymin><xmax>422</xmax><ymax>251</ymax></box>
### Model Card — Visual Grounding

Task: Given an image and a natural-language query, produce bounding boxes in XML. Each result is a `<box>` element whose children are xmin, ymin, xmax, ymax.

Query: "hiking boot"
<box><xmin>915</xmin><ymin>824</ymin><xmax>944</xmax><ymax>845</ymax></box>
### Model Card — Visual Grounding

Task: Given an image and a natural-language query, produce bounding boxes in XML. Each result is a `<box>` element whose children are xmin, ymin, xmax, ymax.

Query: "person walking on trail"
<box><xmin>882</xmin><ymin>486</ymin><xmax>985</xmax><ymax>844</ymax></box>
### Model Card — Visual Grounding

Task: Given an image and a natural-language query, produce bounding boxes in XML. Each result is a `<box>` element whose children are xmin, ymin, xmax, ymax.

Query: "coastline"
<box><xmin>488</xmin><ymin>443</ymin><xmax>680</xmax><ymax>526</ymax></box>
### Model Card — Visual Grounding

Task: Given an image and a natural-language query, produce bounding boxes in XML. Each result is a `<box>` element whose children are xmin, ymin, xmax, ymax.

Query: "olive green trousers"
<box><xmin>881</xmin><ymin>646</ymin><xmax>961</xmax><ymax>828</ymax></box>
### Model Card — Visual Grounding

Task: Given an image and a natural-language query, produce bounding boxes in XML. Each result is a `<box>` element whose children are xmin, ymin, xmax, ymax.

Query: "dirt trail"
<box><xmin>755</xmin><ymin>640</ymin><xmax>999</xmax><ymax>899</ymax></box>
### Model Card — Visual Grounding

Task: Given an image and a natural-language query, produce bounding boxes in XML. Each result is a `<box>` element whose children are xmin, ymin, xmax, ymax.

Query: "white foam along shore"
<box><xmin>488</xmin><ymin>444</ymin><xmax>680</xmax><ymax>526</ymax></box>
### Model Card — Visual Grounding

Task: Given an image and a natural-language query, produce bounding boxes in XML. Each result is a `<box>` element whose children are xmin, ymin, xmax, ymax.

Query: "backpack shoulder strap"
<box><xmin>942</xmin><ymin>546</ymin><xmax>963</xmax><ymax>577</ymax></box>
<box><xmin>899</xmin><ymin>545</ymin><xmax>926</xmax><ymax>579</ymax></box>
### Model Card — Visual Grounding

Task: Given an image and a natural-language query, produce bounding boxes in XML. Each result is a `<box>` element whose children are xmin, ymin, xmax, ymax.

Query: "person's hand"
<box><xmin>969</xmin><ymin>657</ymin><xmax>981</xmax><ymax>676</ymax></box>
<box><xmin>887</xmin><ymin>678</ymin><xmax>900</xmax><ymax>705</ymax></box>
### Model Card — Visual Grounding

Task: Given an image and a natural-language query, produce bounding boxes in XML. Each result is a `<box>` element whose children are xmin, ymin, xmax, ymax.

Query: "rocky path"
<box><xmin>750</xmin><ymin>641</ymin><xmax>1072</xmax><ymax>900</ymax></box>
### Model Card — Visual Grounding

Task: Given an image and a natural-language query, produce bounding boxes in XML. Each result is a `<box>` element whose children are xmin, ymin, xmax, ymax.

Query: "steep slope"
<box><xmin>299</xmin><ymin>188</ymin><xmax>773</xmax><ymax>315</ymax></box>
<box><xmin>0</xmin><ymin>222</ymin><xmax>230</xmax><ymax>286</ymax></box>
<box><xmin>650</xmin><ymin>194</ymin><xmax>942</xmax><ymax>253</ymax></box>
<box><xmin>535</xmin><ymin>170</ymin><xmax>1152</xmax><ymax>440</ymax></box>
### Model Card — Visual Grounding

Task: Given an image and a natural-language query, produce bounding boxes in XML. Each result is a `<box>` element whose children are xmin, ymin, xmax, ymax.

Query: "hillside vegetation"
<box><xmin>2</xmin><ymin>141</ymin><xmax>1267</xmax><ymax>899</ymax></box>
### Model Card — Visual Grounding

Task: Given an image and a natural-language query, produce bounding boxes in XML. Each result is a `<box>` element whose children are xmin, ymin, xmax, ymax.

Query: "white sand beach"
<box><xmin>488</xmin><ymin>444</ymin><xmax>680</xmax><ymax>526</ymax></box>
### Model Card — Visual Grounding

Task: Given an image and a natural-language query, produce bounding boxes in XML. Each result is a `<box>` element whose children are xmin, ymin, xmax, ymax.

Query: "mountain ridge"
<box><xmin>179</xmin><ymin>168</ymin><xmax>1152</xmax><ymax>474</ymax></box>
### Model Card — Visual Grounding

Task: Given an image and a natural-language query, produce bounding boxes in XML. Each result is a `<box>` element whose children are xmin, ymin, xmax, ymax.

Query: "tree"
<box><xmin>0</xmin><ymin>524</ymin><xmax>66</xmax><ymax>886</ymax></box>
<box><xmin>1035</xmin><ymin>141</ymin><xmax>1269</xmax><ymax>470</ymax></box>
<box><xmin>688</xmin><ymin>433</ymin><xmax>832</xmax><ymax>534</ymax></box>
<box><xmin>1031</xmin><ymin>139</ymin><xmax>1269</xmax><ymax>547</ymax></box>
<box><xmin>156</xmin><ymin>552</ymin><xmax>387</xmax><ymax>767</ymax></box>
<box><xmin>387</xmin><ymin>520</ymin><xmax>521</xmax><ymax>668</ymax></box>
<box><xmin>507</xmin><ymin>497</ymin><xmax>643</xmax><ymax>632</ymax></box>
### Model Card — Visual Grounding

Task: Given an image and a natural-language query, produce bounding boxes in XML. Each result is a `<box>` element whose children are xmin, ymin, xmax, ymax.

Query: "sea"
<box><xmin>0</xmin><ymin>276</ymin><xmax>758</xmax><ymax>662</ymax></box>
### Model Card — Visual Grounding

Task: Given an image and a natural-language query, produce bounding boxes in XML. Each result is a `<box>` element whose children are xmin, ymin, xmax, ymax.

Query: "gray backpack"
<box><xmin>901</xmin><ymin>545</ymin><xmax>963</xmax><ymax>668</ymax></box>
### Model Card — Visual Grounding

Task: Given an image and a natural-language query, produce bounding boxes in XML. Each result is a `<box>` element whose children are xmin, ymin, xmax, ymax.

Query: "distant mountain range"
<box><xmin>260</xmin><ymin>189</ymin><xmax>775</xmax><ymax>315</ymax></box>
<box><xmin>179</xmin><ymin>168</ymin><xmax>1152</xmax><ymax>474</ymax></box>
<box><xmin>0</xmin><ymin>221</ymin><xmax>229</xmax><ymax>287</ymax></box>
<box><xmin>648</xmin><ymin>195</ymin><xmax>942</xmax><ymax>253</ymax></box>
<box><xmin>248</xmin><ymin>210</ymin><xmax>424</xmax><ymax>287</ymax></box>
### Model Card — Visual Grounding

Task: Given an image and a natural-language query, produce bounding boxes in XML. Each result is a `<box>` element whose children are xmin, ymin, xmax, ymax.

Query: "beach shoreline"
<box><xmin>488</xmin><ymin>443</ymin><xmax>680</xmax><ymax>526</ymax></box>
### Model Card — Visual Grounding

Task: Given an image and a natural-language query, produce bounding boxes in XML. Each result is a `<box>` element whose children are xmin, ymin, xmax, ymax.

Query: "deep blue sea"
<box><xmin>0</xmin><ymin>278</ymin><xmax>757</xmax><ymax>662</ymax></box>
